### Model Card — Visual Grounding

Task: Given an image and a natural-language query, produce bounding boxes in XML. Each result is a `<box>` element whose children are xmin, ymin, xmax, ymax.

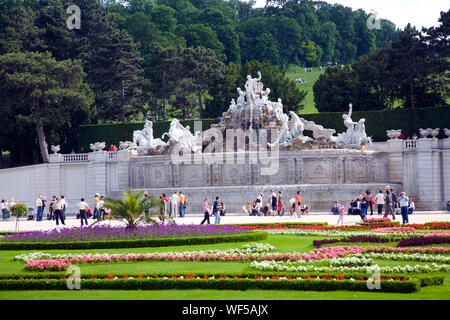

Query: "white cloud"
<box><xmin>252</xmin><ymin>0</ymin><xmax>448</xmax><ymax>29</ymax></box>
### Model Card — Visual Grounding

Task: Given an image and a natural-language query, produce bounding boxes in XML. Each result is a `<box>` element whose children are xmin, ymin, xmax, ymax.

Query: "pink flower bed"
<box><xmin>373</xmin><ymin>227</ymin><xmax>417</xmax><ymax>234</ymax></box>
<box><xmin>24</xmin><ymin>259</ymin><xmax>70</xmax><ymax>272</ymax></box>
<box><xmin>23</xmin><ymin>246</ymin><xmax>450</xmax><ymax>272</ymax></box>
<box><xmin>363</xmin><ymin>217</ymin><xmax>391</xmax><ymax>223</ymax></box>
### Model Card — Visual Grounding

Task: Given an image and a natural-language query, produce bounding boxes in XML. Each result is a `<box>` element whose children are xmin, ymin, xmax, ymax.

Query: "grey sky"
<box><xmin>252</xmin><ymin>0</ymin><xmax>449</xmax><ymax>29</ymax></box>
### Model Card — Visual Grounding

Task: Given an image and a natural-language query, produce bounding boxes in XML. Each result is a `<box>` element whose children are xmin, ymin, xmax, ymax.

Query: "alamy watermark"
<box><xmin>366</xmin><ymin>266</ymin><xmax>381</xmax><ymax>290</ymax></box>
<box><xmin>367</xmin><ymin>10</ymin><xmax>381</xmax><ymax>30</ymax></box>
<box><xmin>66</xmin><ymin>5</ymin><xmax>81</xmax><ymax>30</ymax></box>
<box><xmin>66</xmin><ymin>265</ymin><xmax>81</xmax><ymax>290</ymax></box>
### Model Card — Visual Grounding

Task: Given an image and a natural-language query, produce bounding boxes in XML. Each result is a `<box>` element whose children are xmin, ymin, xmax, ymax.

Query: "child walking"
<box><xmin>337</xmin><ymin>204</ymin><xmax>345</xmax><ymax>225</ymax></box>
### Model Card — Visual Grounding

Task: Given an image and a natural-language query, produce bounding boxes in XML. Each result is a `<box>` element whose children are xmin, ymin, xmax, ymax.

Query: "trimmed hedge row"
<box><xmin>77</xmin><ymin>119</ymin><xmax>220</xmax><ymax>151</ymax></box>
<box><xmin>232</xmin><ymin>222</ymin><xmax>328</xmax><ymax>227</ymax></box>
<box><xmin>76</xmin><ymin>107</ymin><xmax>450</xmax><ymax>149</ymax></box>
<box><xmin>302</xmin><ymin>106</ymin><xmax>450</xmax><ymax>142</ymax></box>
<box><xmin>1</xmin><ymin>272</ymin><xmax>441</xmax><ymax>288</ymax></box>
<box><xmin>0</xmin><ymin>278</ymin><xmax>421</xmax><ymax>293</ymax></box>
<box><xmin>0</xmin><ymin>231</ymin><xmax>268</xmax><ymax>250</ymax></box>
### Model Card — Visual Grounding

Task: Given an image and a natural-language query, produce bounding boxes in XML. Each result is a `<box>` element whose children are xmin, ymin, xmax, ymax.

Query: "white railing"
<box><xmin>108</xmin><ymin>151</ymin><xmax>118</xmax><ymax>160</ymax></box>
<box><xmin>404</xmin><ymin>140</ymin><xmax>417</xmax><ymax>150</ymax></box>
<box><xmin>62</xmin><ymin>154</ymin><xmax>89</xmax><ymax>162</ymax></box>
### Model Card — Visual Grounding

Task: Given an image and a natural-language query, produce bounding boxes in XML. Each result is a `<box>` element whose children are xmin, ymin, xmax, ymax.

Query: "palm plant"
<box><xmin>103</xmin><ymin>189</ymin><xmax>173</xmax><ymax>229</ymax></box>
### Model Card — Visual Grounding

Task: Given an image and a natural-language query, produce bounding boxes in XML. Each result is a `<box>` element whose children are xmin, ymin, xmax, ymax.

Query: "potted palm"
<box><xmin>103</xmin><ymin>189</ymin><xmax>173</xmax><ymax>229</ymax></box>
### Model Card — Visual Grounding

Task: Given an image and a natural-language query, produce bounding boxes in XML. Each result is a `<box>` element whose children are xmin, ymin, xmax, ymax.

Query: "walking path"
<box><xmin>0</xmin><ymin>211</ymin><xmax>449</xmax><ymax>232</ymax></box>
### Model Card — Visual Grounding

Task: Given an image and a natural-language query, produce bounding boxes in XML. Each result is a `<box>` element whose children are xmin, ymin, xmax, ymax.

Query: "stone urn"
<box><xmin>444</xmin><ymin>128</ymin><xmax>450</xmax><ymax>139</ymax></box>
<box><xmin>429</xmin><ymin>128</ymin><xmax>440</xmax><ymax>139</ymax></box>
<box><xmin>386</xmin><ymin>129</ymin><xmax>401</xmax><ymax>140</ymax></box>
<box><xmin>90</xmin><ymin>142</ymin><xmax>106</xmax><ymax>152</ymax></box>
<box><xmin>419</xmin><ymin>128</ymin><xmax>431</xmax><ymax>138</ymax></box>
<box><xmin>50</xmin><ymin>145</ymin><xmax>60</xmax><ymax>154</ymax></box>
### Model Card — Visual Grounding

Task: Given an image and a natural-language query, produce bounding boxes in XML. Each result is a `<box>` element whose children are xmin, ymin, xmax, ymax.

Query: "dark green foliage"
<box><xmin>0</xmin><ymin>231</ymin><xmax>268</xmax><ymax>250</ymax></box>
<box><xmin>0</xmin><ymin>276</ymin><xmax>421</xmax><ymax>293</ymax></box>
<box><xmin>301</xmin><ymin>106</ymin><xmax>450</xmax><ymax>142</ymax></box>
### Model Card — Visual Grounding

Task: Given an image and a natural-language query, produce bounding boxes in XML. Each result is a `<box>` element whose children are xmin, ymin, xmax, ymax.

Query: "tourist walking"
<box><xmin>360</xmin><ymin>193</ymin><xmax>368</xmax><ymax>220</ymax></box>
<box><xmin>384</xmin><ymin>190</ymin><xmax>395</xmax><ymax>220</ymax></box>
<box><xmin>36</xmin><ymin>195</ymin><xmax>43</xmax><ymax>221</ymax></box>
<box><xmin>270</xmin><ymin>190</ymin><xmax>277</xmax><ymax>215</ymax></box>
<box><xmin>93</xmin><ymin>193</ymin><xmax>100</xmax><ymax>219</ymax></box>
<box><xmin>375</xmin><ymin>190</ymin><xmax>385</xmax><ymax>215</ymax></box>
<box><xmin>399</xmin><ymin>192</ymin><xmax>409</xmax><ymax>224</ymax></box>
<box><xmin>366</xmin><ymin>190</ymin><xmax>374</xmax><ymax>215</ymax></box>
<box><xmin>54</xmin><ymin>197</ymin><xmax>65</xmax><ymax>226</ymax></box>
<box><xmin>143</xmin><ymin>191</ymin><xmax>149</xmax><ymax>216</ymax></box>
<box><xmin>77</xmin><ymin>198</ymin><xmax>90</xmax><ymax>226</ymax></box>
<box><xmin>337</xmin><ymin>204</ymin><xmax>345</xmax><ymax>225</ymax></box>
<box><xmin>60</xmin><ymin>195</ymin><xmax>67</xmax><ymax>220</ymax></box>
<box><xmin>161</xmin><ymin>194</ymin><xmax>169</xmax><ymax>216</ymax></box>
<box><xmin>277</xmin><ymin>191</ymin><xmax>283</xmax><ymax>216</ymax></box>
<box><xmin>1</xmin><ymin>200</ymin><xmax>9</xmax><ymax>220</ymax></box>
<box><xmin>295</xmin><ymin>191</ymin><xmax>302</xmax><ymax>218</ymax></box>
<box><xmin>170</xmin><ymin>191</ymin><xmax>179</xmax><ymax>218</ymax></box>
<box><xmin>179</xmin><ymin>192</ymin><xmax>186</xmax><ymax>218</ymax></box>
<box><xmin>391</xmin><ymin>189</ymin><xmax>398</xmax><ymax>216</ymax></box>
<box><xmin>48</xmin><ymin>196</ymin><xmax>56</xmax><ymax>220</ymax></box>
<box><xmin>96</xmin><ymin>196</ymin><xmax>105</xmax><ymax>221</ymax></box>
<box><xmin>200</xmin><ymin>198</ymin><xmax>212</xmax><ymax>225</ymax></box>
<box><xmin>213</xmin><ymin>197</ymin><xmax>222</xmax><ymax>224</ymax></box>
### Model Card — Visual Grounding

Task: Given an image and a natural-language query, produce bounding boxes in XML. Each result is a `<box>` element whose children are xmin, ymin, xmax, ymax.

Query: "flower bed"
<box><xmin>1</xmin><ymin>224</ymin><xmax>249</xmax><ymax>243</ymax></box>
<box><xmin>397</xmin><ymin>236</ymin><xmax>450</xmax><ymax>247</ymax></box>
<box><xmin>0</xmin><ymin>231</ymin><xmax>268</xmax><ymax>250</ymax></box>
<box><xmin>313</xmin><ymin>236</ymin><xmax>400</xmax><ymax>248</ymax></box>
<box><xmin>250</xmin><ymin>260</ymin><xmax>450</xmax><ymax>274</ymax></box>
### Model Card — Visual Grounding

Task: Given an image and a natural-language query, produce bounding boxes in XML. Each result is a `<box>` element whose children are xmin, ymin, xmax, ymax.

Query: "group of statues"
<box><xmin>123</xmin><ymin>72</ymin><xmax>371</xmax><ymax>154</ymax></box>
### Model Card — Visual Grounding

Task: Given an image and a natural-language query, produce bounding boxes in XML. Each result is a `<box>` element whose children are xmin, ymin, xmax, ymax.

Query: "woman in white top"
<box><xmin>77</xmin><ymin>198</ymin><xmax>90</xmax><ymax>226</ymax></box>
<box><xmin>96</xmin><ymin>196</ymin><xmax>105</xmax><ymax>220</ymax></box>
<box><xmin>374</xmin><ymin>190</ymin><xmax>385</xmax><ymax>215</ymax></box>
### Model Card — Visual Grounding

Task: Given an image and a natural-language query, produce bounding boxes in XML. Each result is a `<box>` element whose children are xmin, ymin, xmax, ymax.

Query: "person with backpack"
<box><xmin>213</xmin><ymin>197</ymin><xmax>222</xmax><ymax>224</ymax></box>
<box><xmin>179</xmin><ymin>192</ymin><xmax>187</xmax><ymax>218</ymax></box>
<box><xmin>269</xmin><ymin>190</ymin><xmax>277</xmax><ymax>215</ymax></box>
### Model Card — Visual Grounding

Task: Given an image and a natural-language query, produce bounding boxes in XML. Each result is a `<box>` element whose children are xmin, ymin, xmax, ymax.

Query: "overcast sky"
<box><xmin>252</xmin><ymin>0</ymin><xmax>449</xmax><ymax>29</ymax></box>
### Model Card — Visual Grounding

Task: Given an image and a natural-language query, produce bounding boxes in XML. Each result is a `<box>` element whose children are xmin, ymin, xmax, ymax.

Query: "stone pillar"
<box><xmin>442</xmin><ymin>138</ymin><xmax>450</xmax><ymax>210</ymax></box>
<box><xmin>415</xmin><ymin>138</ymin><xmax>440</xmax><ymax>210</ymax></box>
<box><xmin>387</xmin><ymin>139</ymin><xmax>404</xmax><ymax>184</ymax></box>
<box><xmin>116</xmin><ymin>151</ymin><xmax>131</xmax><ymax>191</ymax></box>
<box><xmin>90</xmin><ymin>151</ymin><xmax>107</xmax><ymax>197</ymax></box>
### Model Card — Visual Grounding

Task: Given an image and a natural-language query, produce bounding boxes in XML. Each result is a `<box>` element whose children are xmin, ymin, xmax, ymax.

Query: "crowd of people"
<box><xmin>333</xmin><ymin>187</ymin><xmax>414</xmax><ymax>224</ymax></box>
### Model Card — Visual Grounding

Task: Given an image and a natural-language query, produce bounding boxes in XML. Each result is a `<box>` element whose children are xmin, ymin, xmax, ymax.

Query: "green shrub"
<box><xmin>0</xmin><ymin>271</ymin><xmax>439</xmax><ymax>289</ymax></box>
<box><xmin>0</xmin><ymin>277</ymin><xmax>420</xmax><ymax>293</ymax></box>
<box><xmin>0</xmin><ymin>231</ymin><xmax>268</xmax><ymax>250</ymax></box>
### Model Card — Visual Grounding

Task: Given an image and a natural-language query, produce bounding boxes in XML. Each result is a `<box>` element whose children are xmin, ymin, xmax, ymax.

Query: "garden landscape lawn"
<box><xmin>285</xmin><ymin>65</ymin><xmax>325</xmax><ymax>114</ymax></box>
<box><xmin>0</xmin><ymin>234</ymin><xmax>449</xmax><ymax>300</ymax></box>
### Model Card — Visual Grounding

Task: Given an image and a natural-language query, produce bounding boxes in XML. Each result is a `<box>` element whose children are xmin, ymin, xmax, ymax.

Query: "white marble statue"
<box><xmin>229</xmin><ymin>99</ymin><xmax>237</xmax><ymax>112</ymax></box>
<box><xmin>132</xmin><ymin>120</ymin><xmax>168</xmax><ymax>150</ymax></box>
<box><xmin>119</xmin><ymin>141</ymin><xmax>136</xmax><ymax>150</ymax></box>
<box><xmin>162</xmin><ymin>118</ymin><xmax>202</xmax><ymax>153</ymax></box>
<box><xmin>257</xmin><ymin>88</ymin><xmax>271</xmax><ymax>108</ymax></box>
<box><xmin>444</xmin><ymin>128</ymin><xmax>450</xmax><ymax>138</ymax></box>
<box><xmin>289</xmin><ymin>111</ymin><xmax>305</xmax><ymax>139</ymax></box>
<box><xmin>236</xmin><ymin>87</ymin><xmax>246</xmax><ymax>106</ymax></box>
<box><xmin>386</xmin><ymin>130</ymin><xmax>402</xmax><ymax>140</ymax></box>
<box><xmin>244</xmin><ymin>71</ymin><xmax>262</xmax><ymax>107</ymax></box>
<box><xmin>273</xmin><ymin>98</ymin><xmax>284</xmax><ymax>121</ymax></box>
<box><xmin>268</xmin><ymin>113</ymin><xmax>292</xmax><ymax>147</ymax></box>
<box><xmin>335</xmin><ymin>103</ymin><xmax>369</xmax><ymax>148</ymax></box>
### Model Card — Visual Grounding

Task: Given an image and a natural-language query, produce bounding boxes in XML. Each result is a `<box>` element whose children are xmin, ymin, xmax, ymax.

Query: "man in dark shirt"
<box><xmin>213</xmin><ymin>197</ymin><xmax>222</xmax><ymax>224</ymax></box>
<box><xmin>360</xmin><ymin>194</ymin><xmax>368</xmax><ymax>220</ymax></box>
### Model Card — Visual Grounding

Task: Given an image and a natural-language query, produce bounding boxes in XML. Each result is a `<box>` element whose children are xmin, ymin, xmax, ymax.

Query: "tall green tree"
<box><xmin>0</xmin><ymin>51</ymin><xmax>93</xmax><ymax>163</ymax></box>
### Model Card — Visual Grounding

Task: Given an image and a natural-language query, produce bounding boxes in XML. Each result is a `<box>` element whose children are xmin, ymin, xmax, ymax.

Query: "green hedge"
<box><xmin>0</xmin><ymin>277</ymin><xmax>421</xmax><ymax>293</ymax></box>
<box><xmin>75</xmin><ymin>107</ymin><xmax>450</xmax><ymax>149</ymax></box>
<box><xmin>302</xmin><ymin>106</ymin><xmax>450</xmax><ymax>142</ymax></box>
<box><xmin>231</xmin><ymin>222</ymin><xmax>328</xmax><ymax>227</ymax></box>
<box><xmin>1</xmin><ymin>272</ymin><xmax>441</xmax><ymax>289</ymax></box>
<box><xmin>355</xmin><ymin>221</ymin><xmax>401</xmax><ymax>226</ymax></box>
<box><xmin>77</xmin><ymin>119</ymin><xmax>220</xmax><ymax>151</ymax></box>
<box><xmin>0</xmin><ymin>231</ymin><xmax>268</xmax><ymax>250</ymax></box>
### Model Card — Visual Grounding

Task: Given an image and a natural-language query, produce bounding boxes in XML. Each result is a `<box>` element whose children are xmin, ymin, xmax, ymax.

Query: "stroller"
<box><xmin>27</xmin><ymin>208</ymin><xmax>35</xmax><ymax>221</ymax></box>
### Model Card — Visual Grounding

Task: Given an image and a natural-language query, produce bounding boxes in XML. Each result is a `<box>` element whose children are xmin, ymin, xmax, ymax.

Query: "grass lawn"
<box><xmin>0</xmin><ymin>234</ymin><xmax>449</xmax><ymax>300</ymax></box>
<box><xmin>284</xmin><ymin>65</ymin><xmax>325</xmax><ymax>114</ymax></box>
